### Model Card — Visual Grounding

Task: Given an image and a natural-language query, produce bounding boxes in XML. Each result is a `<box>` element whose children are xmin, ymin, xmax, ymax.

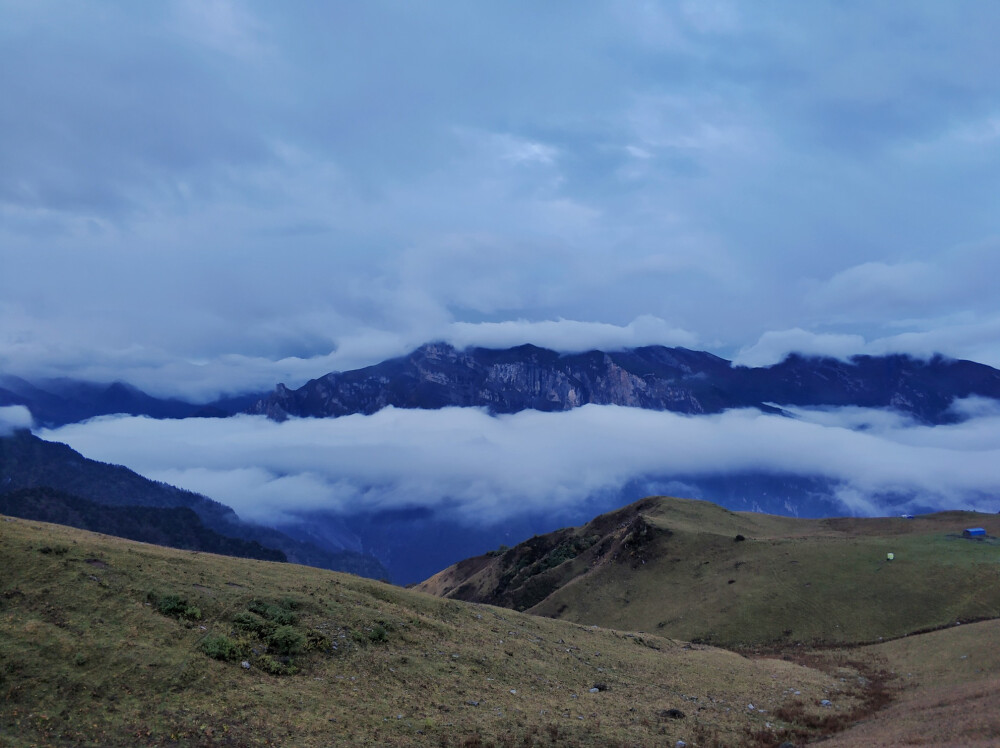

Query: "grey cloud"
<box><xmin>40</xmin><ymin>404</ymin><xmax>1000</xmax><ymax>527</ymax></box>
<box><xmin>0</xmin><ymin>315</ymin><xmax>695</xmax><ymax>401</ymax></box>
<box><xmin>736</xmin><ymin>317</ymin><xmax>1000</xmax><ymax>369</ymax></box>
<box><xmin>3</xmin><ymin>2</ymin><xmax>1000</xmax><ymax>398</ymax></box>
<box><xmin>734</xmin><ymin>330</ymin><xmax>869</xmax><ymax>367</ymax></box>
<box><xmin>445</xmin><ymin>316</ymin><xmax>697</xmax><ymax>353</ymax></box>
<box><xmin>0</xmin><ymin>405</ymin><xmax>33</xmax><ymax>435</ymax></box>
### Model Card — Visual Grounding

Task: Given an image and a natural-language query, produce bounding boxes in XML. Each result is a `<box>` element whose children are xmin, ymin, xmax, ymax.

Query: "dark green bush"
<box><xmin>201</xmin><ymin>634</ymin><xmax>241</xmax><ymax>662</ymax></box>
<box><xmin>268</xmin><ymin>625</ymin><xmax>306</xmax><ymax>655</ymax></box>
<box><xmin>256</xmin><ymin>654</ymin><xmax>296</xmax><ymax>675</ymax></box>
<box><xmin>233</xmin><ymin>611</ymin><xmax>273</xmax><ymax>636</ymax></box>
<box><xmin>147</xmin><ymin>591</ymin><xmax>202</xmax><ymax>621</ymax></box>
<box><xmin>248</xmin><ymin>599</ymin><xmax>298</xmax><ymax>626</ymax></box>
<box><xmin>156</xmin><ymin>593</ymin><xmax>188</xmax><ymax>617</ymax></box>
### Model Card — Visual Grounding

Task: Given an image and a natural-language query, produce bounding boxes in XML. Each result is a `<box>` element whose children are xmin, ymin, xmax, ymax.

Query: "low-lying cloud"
<box><xmin>39</xmin><ymin>403</ymin><xmax>1000</xmax><ymax>527</ymax></box>
<box><xmin>445</xmin><ymin>316</ymin><xmax>698</xmax><ymax>353</ymax></box>
<box><xmin>0</xmin><ymin>405</ymin><xmax>33</xmax><ymax>435</ymax></box>
<box><xmin>734</xmin><ymin>317</ymin><xmax>1000</xmax><ymax>369</ymax></box>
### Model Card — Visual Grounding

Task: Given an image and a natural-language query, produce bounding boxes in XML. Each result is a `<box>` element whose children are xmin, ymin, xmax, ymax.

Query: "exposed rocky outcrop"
<box><xmin>250</xmin><ymin>343</ymin><xmax>1000</xmax><ymax>425</ymax></box>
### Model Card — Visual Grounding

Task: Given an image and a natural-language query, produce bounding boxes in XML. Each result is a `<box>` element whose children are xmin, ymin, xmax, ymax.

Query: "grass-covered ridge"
<box><xmin>1</xmin><ymin>514</ymin><xmax>877</xmax><ymax>747</ymax></box>
<box><xmin>419</xmin><ymin>496</ymin><xmax>1000</xmax><ymax>648</ymax></box>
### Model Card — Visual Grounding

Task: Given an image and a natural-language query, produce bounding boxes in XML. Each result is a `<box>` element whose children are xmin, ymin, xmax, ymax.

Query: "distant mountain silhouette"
<box><xmin>0</xmin><ymin>374</ymin><xmax>265</xmax><ymax>427</ymax></box>
<box><xmin>0</xmin><ymin>486</ymin><xmax>286</xmax><ymax>562</ymax></box>
<box><xmin>251</xmin><ymin>343</ymin><xmax>1000</xmax><ymax>425</ymax></box>
<box><xmin>0</xmin><ymin>430</ymin><xmax>388</xmax><ymax>579</ymax></box>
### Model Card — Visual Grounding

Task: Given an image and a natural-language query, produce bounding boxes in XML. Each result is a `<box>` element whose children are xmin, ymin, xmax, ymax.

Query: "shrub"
<box><xmin>201</xmin><ymin>634</ymin><xmax>240</xmax><ymax>662</ymax></box>
<box><xmin>156</xmin><ymin>593</ymin><xmax>188</xmax><ymax>617</ymax></box>
<box><xmin>147</xmin><ymin>591</ymin><xmax>202</xmax><ymax>621</ymax></box>
<box><xmin>268</xmin><ymin>625</ymin><xmax>306</xmax><ymax>655</ymax></box>
<box><xmin>305</xmin><ymin>630</ymin><xmax>330</xmax><ymax>651</ymax></box>
<box><xmin>233</xmin><ymin>611</ymin><xmax>273</xmax><ymax>636</ymax></box>
<box><xmin>248</xmin><ymin>599</ymin><xmax>298</xmax><ymax>626</ymax></box>
<box><xmin>256</xmin><ymin>654</ymin><xmax>296</xmax><ymax>675</ymax></box>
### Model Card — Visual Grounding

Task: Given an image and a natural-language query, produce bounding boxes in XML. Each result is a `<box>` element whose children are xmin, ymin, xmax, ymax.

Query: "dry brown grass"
<box><xmin>1</xmin><ymin>515</ymin><xmax>861</xmax><ymax>747</ymax></box>
<box><xmin>822</xmin><ymin>620</ymin><xmax>1000</xmax><ymax>747</ymax></box>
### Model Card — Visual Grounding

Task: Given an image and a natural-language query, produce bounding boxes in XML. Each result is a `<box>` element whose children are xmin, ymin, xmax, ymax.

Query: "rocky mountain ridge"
<box><xmin>251</xmin><ymin>343</ymin><xmax>1000</xmax><ymax>425</ymax></box>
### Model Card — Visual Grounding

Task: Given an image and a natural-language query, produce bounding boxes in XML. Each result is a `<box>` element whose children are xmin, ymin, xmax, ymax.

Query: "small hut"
<box><xmin>963</xmin><ymin>527</ymin><xmax>987</xmax><ymax>538</ymax></box>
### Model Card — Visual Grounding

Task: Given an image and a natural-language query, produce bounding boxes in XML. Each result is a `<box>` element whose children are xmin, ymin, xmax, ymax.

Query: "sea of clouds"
<box><xmin>36</xmin><ymin>400</ymin><xmax>1000</xmax><ymax>528</ymax></box>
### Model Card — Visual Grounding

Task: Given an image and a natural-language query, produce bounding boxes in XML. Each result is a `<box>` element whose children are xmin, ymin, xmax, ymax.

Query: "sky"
<box><xmin>3</xmin><ymin>1</ymin><xmax>1000</xmax><ymax>401</ymax></box>
<box><xmin>5</xmin><ymin>2</ymin><xmax>1000</xmax><ymax>540</ymax></box>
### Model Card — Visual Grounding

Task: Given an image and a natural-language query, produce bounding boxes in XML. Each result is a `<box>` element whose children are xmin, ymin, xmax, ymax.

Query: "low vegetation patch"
<box><xmin>205</xmin><ymin>597</ymin><xmax>321</xmax><ymax>675</ymax></box>
<box><xmin>146</xmin><ymin>590</ymin><xmax>202</xmax><ymax>621</ymax></box>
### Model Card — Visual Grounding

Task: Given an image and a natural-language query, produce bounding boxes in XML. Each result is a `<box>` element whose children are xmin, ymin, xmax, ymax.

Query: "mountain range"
<box><xmin>250</xmin><ymin>342</ymin><xmax>1000</xmax><ymax>424</ymax></box>
<box><xmin>8</xmin><ymin>344</ymin><xmax>1000</xmax><ymax>430</ymax></box>
<box><xmin>5</xmin><ymin>341</ymin><xmax>1000</xmax><ymax>583</ymax></box>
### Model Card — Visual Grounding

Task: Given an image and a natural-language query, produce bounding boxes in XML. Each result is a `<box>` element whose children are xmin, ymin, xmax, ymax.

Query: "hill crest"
<box><xmin>417</xmin><ymin>496</ymin><xmax>1000</xmax><ymax>648</ymax></box>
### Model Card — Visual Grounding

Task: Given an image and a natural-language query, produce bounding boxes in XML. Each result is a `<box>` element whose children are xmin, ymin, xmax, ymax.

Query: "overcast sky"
<box><xmin>3</xmin><ymin>1</ymin><xmax>1000</xmax><ymax>399</ymax></box>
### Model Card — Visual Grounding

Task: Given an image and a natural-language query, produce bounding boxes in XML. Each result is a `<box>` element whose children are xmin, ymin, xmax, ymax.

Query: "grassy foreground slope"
<box><xmin>821</xmin><ymin>619</ymin><xmax>1000</xmax><ymax>747</ymax></box>
<box><xmin>1</xmin><ymin>516</ymin><xmax>864</xmax><ymax>747</ymax></box>
<box><xmin>418</xmin><ymin>496</ymin><xmax>1000</xmax><ymax>648</ymax></box>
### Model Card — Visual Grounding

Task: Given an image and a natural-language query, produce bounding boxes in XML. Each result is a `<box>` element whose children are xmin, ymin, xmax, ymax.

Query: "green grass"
<box><xmin>423</xmin><ymin>497</ymin><xmax>1000</xmax><ymax>648</ymax></box>
<box><xmin>1</xmin><ymin>514</ymin><xmax>875</xmax><ymax>747</ymax></box>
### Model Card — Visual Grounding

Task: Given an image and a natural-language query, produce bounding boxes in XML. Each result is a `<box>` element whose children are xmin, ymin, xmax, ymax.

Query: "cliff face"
<box><xmin>250</xmin><ymin>343</ymin><xmax>1000</xmax><ymax>425</ymax></box>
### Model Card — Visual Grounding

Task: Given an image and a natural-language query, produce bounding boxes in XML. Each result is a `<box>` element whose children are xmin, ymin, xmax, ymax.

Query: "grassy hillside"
<box><xmin>822</xmin><ymin>619</ymin><xmax>1000</xmax><ymax>747</ymax></box>
<box><xmin>0</xmin><ymin>515</ymin><xmax>880</xmax><ymax>747</ymax></box>
<box><xmin>0</xmin><ymin>487</ymin><xmax>286</xmax><ymax>562</ymax></box>
<box><xmin>418</xmin><ymin>496</ymin><xmax>1000</xmax><ymax>648</ymax></box>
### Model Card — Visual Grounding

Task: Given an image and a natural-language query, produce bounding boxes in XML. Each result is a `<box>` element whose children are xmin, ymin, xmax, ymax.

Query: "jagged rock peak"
<box><xmin>248</xmin><ymin>343</ymin><xmax>1000</xmax><ymax>425</ymax></box>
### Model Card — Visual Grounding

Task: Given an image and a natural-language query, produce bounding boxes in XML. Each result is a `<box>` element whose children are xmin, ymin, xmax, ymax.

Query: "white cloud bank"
<box><xmin>445</xmin><ymin>315</ymin><xmax>698</xmax><ymax>354</ymax></box>
<box><xmin>40</xmin><ymin>403</ymin><xmax>1000</xmax><ymax>526</ymax></box>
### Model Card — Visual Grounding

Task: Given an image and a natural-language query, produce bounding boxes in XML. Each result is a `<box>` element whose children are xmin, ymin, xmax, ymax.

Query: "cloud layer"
<box><xmin>3</xmin><ymin>2</ymin><xmax>1000</xmax><ymax>397</ymax></box>
<box><xmin>40</xmin><ymin>404</ymin><xmax>1000</xmax><ymax>528</ymax></box>
<box><xmin>0</xmin><ymin>405</ymin><xmax>33</xmax><ymax>436</ymax></box>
